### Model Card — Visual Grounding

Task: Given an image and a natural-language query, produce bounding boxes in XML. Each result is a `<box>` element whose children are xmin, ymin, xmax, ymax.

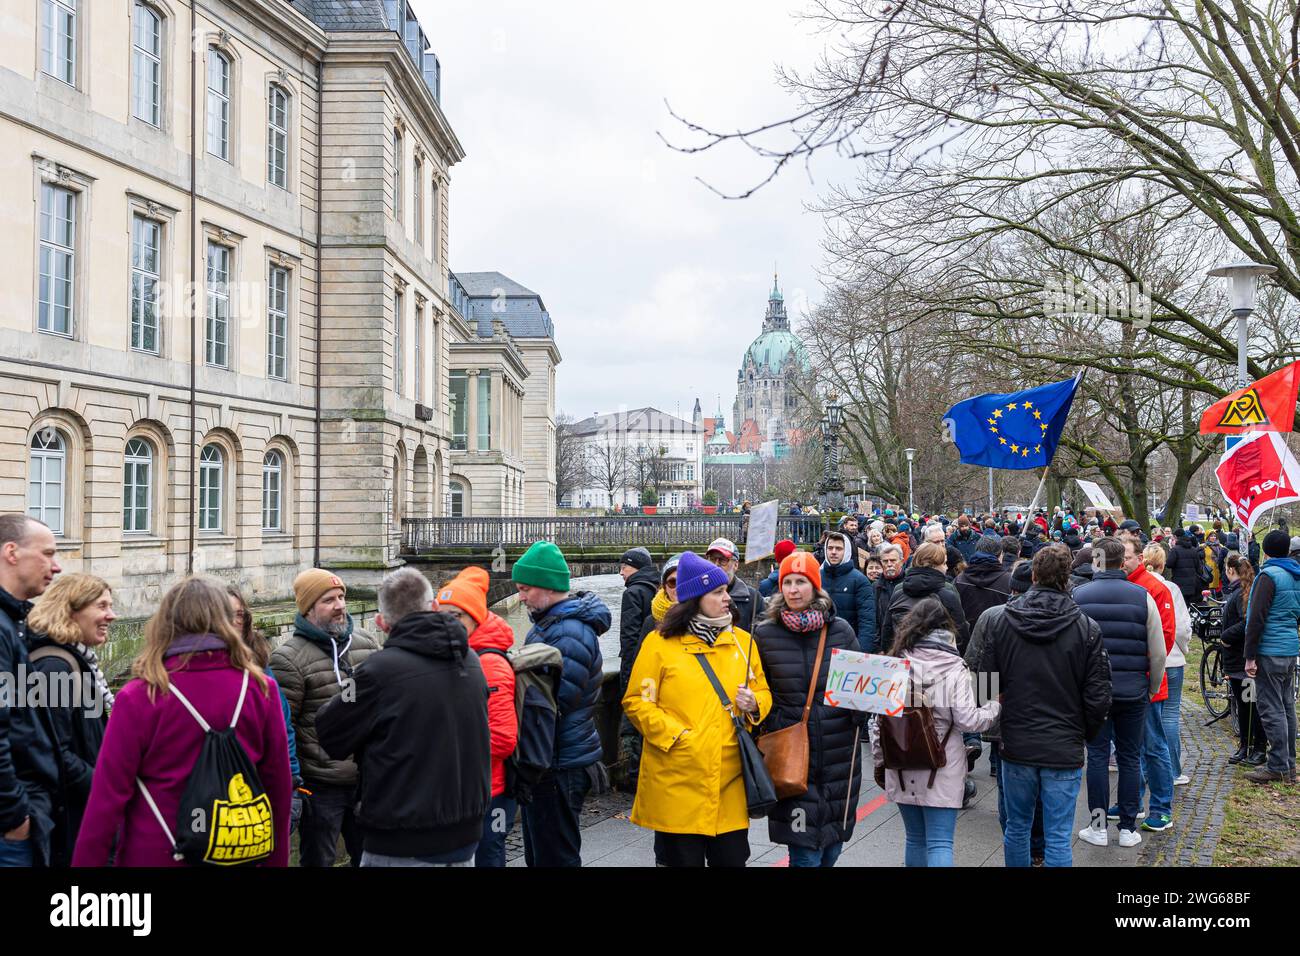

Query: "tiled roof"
<box><xmin>570</xmin><ymin>407</ymin><xmax>703</xmax><ymax>438</ymax></box>
<box><xmin>454</xmin><ymin>271</ymin><xmax>540</xmax><ymax>298</ymax></box>
<box><xmin>452</xmin><ymin>271</ymin><xmax>555</xmax><ymax>340</ymax></box>
<box><xmin>293</xmin><ymin>0</ymin><xmax>389</xmax><ymax>30</ymax></box>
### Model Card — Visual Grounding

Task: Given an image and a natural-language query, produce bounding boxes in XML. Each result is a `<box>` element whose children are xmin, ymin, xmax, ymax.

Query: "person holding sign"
<box><xmin>754</xmin><ymin>551</ymin><xmax>865</xmax><ymax>867</ymax></box>
<box><xmin>869</xmin><ymin>597</ymin><xmax>1000</xmax><ymax>867</ymax></box>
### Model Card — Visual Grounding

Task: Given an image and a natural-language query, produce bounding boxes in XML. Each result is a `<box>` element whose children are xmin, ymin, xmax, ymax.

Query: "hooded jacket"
<box><xmin>976</xmin><ymin>586</ymin><xmax>1110</xmax><ymax>768</ymax></box>
<box><xmin>820</xmin><ymin>533</ymin><xmax>877</xmax><ymax>652</ymax></box>
<box><xmin>1166</xmin><ymin>535</ymin><xmax>1205</xmax><ymax>603</ymax></box>
<box><xmin>953</xmin><ymin>557</ymin><xmax>1012</xmax><ymax>647</ymax></box>
<box><xmin>619</xmin><ymin>564</ymin><xmax>661</xmax><ymax>693</ymax></box>
<box><xmin>316</xmin><ymin>611</ymin><xmax>491</xmax><ymax>857</ymax></box>
<box><xmin>468</xmin><ymin>612</ymin><xmax>518</xmax><ymax>798</ymax></box>
<box><xmin>525</xmin><ymin>592</ymin><xmax>610</xmax><ymax>769</ymax></box>
<box><xmin>948</xmin><ymin>527</ymin><xmax>982</xmax><ymax>563</ymax></box>
<box><xmin>881</xmin><ymin>566</ymin><xmax>969</xmax><ymax>657</ymax></box>
<box><xmin>755</xmin><ymin>599</ymin><xmax>864</xmax><ymax>848</ymax></box>
<box><xmin>871</xmin><ymin>631</ymin><xmax>1000</xmax><ymax>808</ymax></box>
<box><xmin>269</xmin><ymin>613</ymin><xmax>380</xmax><ymax>786</ymax></box>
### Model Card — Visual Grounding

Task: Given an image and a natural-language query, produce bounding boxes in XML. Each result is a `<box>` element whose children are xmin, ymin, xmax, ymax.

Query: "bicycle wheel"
<box><xmin>1200</xmin><ymin>643</ymin><xmax>1231</xmax><ymax>720</ymax></box>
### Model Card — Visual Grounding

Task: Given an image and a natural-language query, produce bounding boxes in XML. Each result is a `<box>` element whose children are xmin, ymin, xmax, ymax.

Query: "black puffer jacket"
<box><xmin>881</xmin><ymin>566</ymin><xmax>968</xmax><ymax>656</ymax></box>
<box><xmin>316</xmin><ymin>611</ymin><xmax>490</xmax><ymax>857</ymax></box>
<box><xmin>976</xmin><ymin>586</ymin><xmax>1111</xmax><ymax>769</ymax></box>
<box><xmin>619</xmin><ymin>564</ymin><xmax>660</xmax><ymax>692</ymax></box>
<box><xmin>755</xmin><ymin>600</ymin><xmax>864</xmax><ymax>850</ymax></box>
<box><xmin>1218</xmin><ymin>579</ymin><xmax>1247</xmax><ymax>678</ymax></box>
<box><xmin>953</xmin><ymin>558</ymin><xmax>1012</xmax><ymax>653</ymax></box>
<box><xmin>1166</xmin><ymin>536</ymin><xmax>1204</xmax><ymax>603</ymax></box>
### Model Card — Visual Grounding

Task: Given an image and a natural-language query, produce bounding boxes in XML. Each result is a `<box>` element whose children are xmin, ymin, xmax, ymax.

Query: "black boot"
<box><xmin>1245</xmin><ymin>749</ymin><xmax>1268</xmax><ymax>767</ymax></box>
<box><xmin>1228</xmin><ymin>746</ymin><xmax>1249</xmax><ymax>765</ymax></box>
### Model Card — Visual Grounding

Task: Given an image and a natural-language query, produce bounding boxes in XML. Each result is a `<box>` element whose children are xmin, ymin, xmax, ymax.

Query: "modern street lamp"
<box><xmin>904</xmin><ymin>447</ymin><xmax>916</xmax><ymax>515</ymax></box>
<box><xmin>1208</xmin><ymin>262</ymin><xmax>1277</xmax><ymax>389</ymax></box>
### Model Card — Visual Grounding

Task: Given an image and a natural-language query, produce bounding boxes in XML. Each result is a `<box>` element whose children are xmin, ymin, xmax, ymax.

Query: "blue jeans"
<box><xmin>1139</xmin><ymin>699</ymin><xmax>1174</xmax><ymax>819</ymax></box>
<box><xmin>787</xmin><ymin>842</ymin><xmax>844</xmax><ymax>868</ymax></box>
<box><xmin>1161</xmin><ymin>666</ymin><xmax>1184</xmax><ymax>778</ymax></box>
<box><xmin>994</xmin><ymin>744</ymin><xmax>1044</xmax><ymax>857</ymax></box>
<box><xmin>476</xmin><ymin>793</ymin><xmax>517</xmax><ymax>868</ymax></box>
<box><xmin>1086</xmin><ymin>698</ymin><xmax>1146</xmax><ymax>831</ymax></box>
<box><xmin>521</xmin><ymin>766</ymin><xmax>592</xmax><ymax>867</ymax></box>
<box><xmin>1000</xmin><ymin>758</ymin><xmax>1082</xmax><ymax>867</ymax></box>
<box><xmin>897</xmin><ymin>804</ymin><xmax>958</xmax><ymax>867</ymax></box>
<box><xmin>0</xmin><ymin>837</ymin><xmax>33</xmax><ymax>868</ymax></box>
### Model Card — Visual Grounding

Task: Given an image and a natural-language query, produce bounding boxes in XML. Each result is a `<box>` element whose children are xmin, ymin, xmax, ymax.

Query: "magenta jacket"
<box><xmin>72</xmin><ymin>640</ymin><xmax>292</xmax><ymax>867</ymax></box>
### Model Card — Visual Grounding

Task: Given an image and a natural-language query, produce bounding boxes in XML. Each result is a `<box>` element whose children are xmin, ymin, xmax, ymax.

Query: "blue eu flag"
<box><xmin>942</xmin><ymin>376</ymin><xmax>1081</xmax><ymax>470</ymax></box>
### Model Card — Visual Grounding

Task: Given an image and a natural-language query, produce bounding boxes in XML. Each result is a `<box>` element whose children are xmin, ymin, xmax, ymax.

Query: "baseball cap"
<box><xmin>706</xmin><ymin>537</ymin><xmax>737</xmax><ymax>559</ymax></box>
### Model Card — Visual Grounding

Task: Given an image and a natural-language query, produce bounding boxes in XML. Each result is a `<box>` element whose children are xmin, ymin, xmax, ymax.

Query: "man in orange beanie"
<box><xmin>435</xmin><ymin>567</ymin><xmax>519</xmax><ymax>866</ymax></box>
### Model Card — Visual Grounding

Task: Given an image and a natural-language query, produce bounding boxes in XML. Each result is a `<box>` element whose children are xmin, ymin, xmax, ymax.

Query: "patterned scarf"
<box><xmin>687</xmin><ymin>612</ymin><xmax>733</xmax><ymax>646</ymax></box>
<box><xmin>780</xmin><ymin>608</ymin><xmax>826</xmax><ymax>633</ymax></box>
<box><xmin>75</xmin><ymin>644</ymin><xmax>115</xmax><ymax>713</ymax></box>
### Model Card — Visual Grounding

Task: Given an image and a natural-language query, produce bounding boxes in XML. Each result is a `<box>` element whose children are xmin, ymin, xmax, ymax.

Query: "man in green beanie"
<box><xmin>512</xmin><ymin>541</ymin><xmax>611</xmax><ymax>866</ymax></box>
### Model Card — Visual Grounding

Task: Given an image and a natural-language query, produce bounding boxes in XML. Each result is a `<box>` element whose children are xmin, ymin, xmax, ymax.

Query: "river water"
<box><xmin>497</xmin><ymin>573</ymin><xmax>627</xmax><ymax>662</ymax></box>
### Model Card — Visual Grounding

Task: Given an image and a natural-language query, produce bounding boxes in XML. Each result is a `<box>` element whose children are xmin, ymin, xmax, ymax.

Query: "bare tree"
<box><xmin>554</xmin><ymin>413</ymin><xmax>589</xmax><ymax>507</ymax></box>
<box><xmin>586</xmin><ymin>438</ymin><xmax>629</xmax><ymax>509</ymax></box>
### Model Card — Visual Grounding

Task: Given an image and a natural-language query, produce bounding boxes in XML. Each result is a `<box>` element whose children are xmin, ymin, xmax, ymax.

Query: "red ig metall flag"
<box><xmin>1216</xmin><ymin>431</ymin><xmax>1300</xmax><ymax>532</ymax></box>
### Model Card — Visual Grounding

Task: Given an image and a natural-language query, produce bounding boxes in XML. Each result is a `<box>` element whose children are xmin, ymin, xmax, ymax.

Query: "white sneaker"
<box><xmin>1078</xmin><ymin>825</ymin><xmax>1109</xmax><ymax>847</ymax></box>
<box><xmin>1118</xmin><ymin>829</ymin><xmax>1142</xmax><ymax>848</ymax></box>
<box><xmin>1173</xmin><ymin>774</ymin><xmax>1190</xmax><ymax>786</ymax></box>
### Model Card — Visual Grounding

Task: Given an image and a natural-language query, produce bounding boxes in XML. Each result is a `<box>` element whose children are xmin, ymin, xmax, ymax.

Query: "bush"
<box><xmin>641</xmin><ymin>487</ymin><xmax>659</xmax><ymax>506</ymax></box>
<box><xmin>702</xmin><ymin>489</ymin><xmax>719</xmax><ymax>506</ymax></box>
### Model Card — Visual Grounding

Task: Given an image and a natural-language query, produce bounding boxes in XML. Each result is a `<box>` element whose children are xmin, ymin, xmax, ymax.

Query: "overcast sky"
<box><xmin>411</xmin><ymin>0</ymin><xmax>855</xmax><ymax>425</ymax></box>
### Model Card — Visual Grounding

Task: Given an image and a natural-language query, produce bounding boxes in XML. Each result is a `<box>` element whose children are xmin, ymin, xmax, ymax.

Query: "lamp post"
<box><xmin>904</xmin><ymin>447</ymin><xmax>916</xmax><ymax>515</ymax></box>
<box><xmin>1208</xmin><ymin>262</ymin><xmax>1277</xmax><ymax>390</ymax></box>
<box><xmin>818</xmin><ymin>393</ymin><xmax>845</xmax><ymax>512</ymax></box>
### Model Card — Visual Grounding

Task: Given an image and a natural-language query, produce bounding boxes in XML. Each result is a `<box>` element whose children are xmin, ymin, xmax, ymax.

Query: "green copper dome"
<box><xmin>744</xmin><ymin>329</ymin><xmax>808</xmax><ymax>374</ymax></box>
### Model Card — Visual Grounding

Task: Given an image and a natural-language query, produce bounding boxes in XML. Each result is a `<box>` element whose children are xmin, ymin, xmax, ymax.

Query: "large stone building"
<box><xmin>562</xmin><ymin>408</ymin><xmax>703</xmax><ymax>510</ymax></box>
<box><xmin>0</xmin><ymin>0</ymin><xmax>557</xmax><ymax>615</ymax></box>
<box><xmin>732</xmin><ymin>275</ymin><xmax>809</xmax><ymax>460</ymax></box>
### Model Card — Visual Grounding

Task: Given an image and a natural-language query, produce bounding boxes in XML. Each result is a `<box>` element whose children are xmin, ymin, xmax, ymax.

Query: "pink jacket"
<box><xmin>870</xmin><ymin>634</ymin><xmax>1000</xmax><ymax>809</ymax></box>
<box><xmin>73</xmin><ymin>645</ymin><xmax>292</xmax><ymax>867</ymax></box>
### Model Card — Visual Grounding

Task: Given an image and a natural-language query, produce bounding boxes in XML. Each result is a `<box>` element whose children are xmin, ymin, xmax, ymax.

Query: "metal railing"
<box><xmin>401</xmin><ymin>515</ymin><xmax>826</xmax><ymax>552</ymax></box>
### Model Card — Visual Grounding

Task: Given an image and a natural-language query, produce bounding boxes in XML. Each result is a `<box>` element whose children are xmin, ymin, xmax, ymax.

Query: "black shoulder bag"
<box><xmin>694</xmin><ymin>653</ymin><xmax>778</xmax><ymax>818</ymax></box>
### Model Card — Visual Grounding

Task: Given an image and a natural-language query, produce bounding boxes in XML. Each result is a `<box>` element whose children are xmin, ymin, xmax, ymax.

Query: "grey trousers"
<box><xmin>360</xmin><ymin>851</ymin><xmax>474</xmax><ymax>867</ymax></box>
<box><xmin>1254</xmin><ymin>655</ymin><xmax>1298</xmax><ymax>775</ymax></box>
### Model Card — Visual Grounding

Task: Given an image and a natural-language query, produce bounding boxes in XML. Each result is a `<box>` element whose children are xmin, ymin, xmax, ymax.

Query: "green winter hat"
<box><xmin>511</xmin><ymin>541</ymin><xmax>571</xmax><ymax>592</ymax></box>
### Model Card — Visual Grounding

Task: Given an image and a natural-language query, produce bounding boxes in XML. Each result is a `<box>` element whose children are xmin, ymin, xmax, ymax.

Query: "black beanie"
<box><xmin>620</xmin><ymin>547</ymin><xmax>654</xmax><ymax>570</ymax></box>
<box><xmin>1262</xmin><ymin>530</ymin><xmax>1290</xmax><ymax>559</ymax></box>
<box><xmin>1010</xmin><ymin>562</ymin><xmax>1035</xmax><ymax>593</ymax></box>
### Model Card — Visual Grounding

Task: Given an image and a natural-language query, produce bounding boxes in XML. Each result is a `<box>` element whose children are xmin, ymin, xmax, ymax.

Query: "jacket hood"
<box><xmin>906</xmin><ymin>632</ymin><xmax>964</xmax><ymax>683</ymax></box>
<box><xmin>823</xmin><ymin>532</ymin><xmax>854</xmax><ymax>569</ymax></box>
<box><xmin>387</xmin><ymin>610</ymin><xmax>471</xmax><ymax>662</ymax></box>
<box><xmin>468</xmin><ymin>611</ymin><xmax>515</xmax><ymax>653</ymax></box>
<box><xmin>626</xmin><ymin>564</ymin><xmax>661</xmax><ymax>592</ymax></box>
<box><xmin>1263</xmin><ymin>556</ymin><xmax>1300</xmax><ymax>579</ymax></box>
<box><xmin>1002</xmin><ymin>586</ymin><xmax>1084</xmax><ymax>644</ymax></box>
<box><xmin>959</xmin><ymin>560</ymin><xmax>1009</xmax><ymax>587</ymax></box>
<box><xmin>901</xmin><ymin>565</ymin><xmax>948</xmax><ymax>597</ymax></box>
<box><xmin>535</xmin><ymin>590</ymin><xmax>612</xmax><ymax>636</ymax></box>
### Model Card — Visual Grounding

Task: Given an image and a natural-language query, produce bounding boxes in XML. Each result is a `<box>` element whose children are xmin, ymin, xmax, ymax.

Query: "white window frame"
<box><xmin>393</xmin><ymin>287</ymin><xmax>404</xmax><ymax>396</ymax></box>
<box><xmin>205</xmin><ymin>240</ymin><xmax>231</xmax><ymax>368</ymax></box>
<box><xmin>40</xmin><ymin>0</ymin><xmax>77</xmax><ymax>86</ymax></box>
<box><xmin>198</xmin><ymin>443</ymin><xmax>223</xmax><ymax>532</ymax></box>
<box><xmin>430</xmin><ymin>180</ymin><xmax>439</xmax><ymax>262</ymax></box>
<box><xmin>413</xmin><ymin>156</ymin><xmax>423</xmax><ymax>246</ymax></box>
<box><xmin>123</xmin><ymin>437</ymin><xmax>153</xmax><ymax>534</ymax></box>
<box><xmin>267</xmin><ymin>84</ymin><xmax>289</xmax><ymax>189</ymax></box>
<box><xmin>206</xmin><ymin>48</ymin><xmax>231</xmax><ymax>161</ymax></box>
<box><xmin>28</xmin><ymin>429</ymin><xmax>66</xmax><ymax>535</ymax></box>
<box><xmin>267</xmin><ymin>264</ymin><xmax>289</xmax><ymax>379</ymax></box>
<box><xmin>413</xmin><ymin>302</ymin><xmax>423</xmax><ymax>403</ymax></box>
<box><xmin>131</xmin><ymin>213</ymin><xmax>161</xmax><ymax>353</ymax></box>
<box><xmin>261</xmin><ymin>450</ymin><xmax>283</xmax><ymax>532</ymax></box>
<box><xmin>38</xmin><ymin>182</ymin><xmax>75</xmax><ymax>337</ymax></box>
<box><xmin>132</xmin><ymin>3</ymin><xmax>162</xmax><ymax>127</ymax></box>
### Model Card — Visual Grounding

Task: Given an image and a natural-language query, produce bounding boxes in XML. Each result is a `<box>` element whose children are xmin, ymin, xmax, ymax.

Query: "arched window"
<box><xmin>28</xmin><ymin>429</ymin><xmax>66</xmax><ymax>534</ymax></box>
<box><xmin>132</xmin><ymin>3</ymin><xmax>162</xmax><ymax>126</ymax></box>
<box><xmin>198</xmin><ymin>444</ymin><xmax>223</xmax><ymax>532</ymax></box>
<box><xmin>449</xmin><ymin>480</ymin><xmax>464</xmax><ymax>518</ymax></box>
<box><xmin>123</xmin><ymin>437</ymin><xmax>153</xmax><ymax>533</ymax></box>
<box><xmin>262</xmin><ymin>450</ymin><xmax>283</xmax><ymax>532</ymax></box>
<box><xmin>267</xmin><ymin>83</ymin><xmax>289</xmax><ymax>188</ymax></box>
<box><xmin>206</xmin><ymin>49</ymin><xmax>231</xmax><ymax>160</ymax></box>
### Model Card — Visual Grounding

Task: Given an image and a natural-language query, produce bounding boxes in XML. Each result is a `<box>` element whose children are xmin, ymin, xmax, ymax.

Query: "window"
<box><xmin>686</xmin><ymin>464</ymin><xmax>695</xmax><ymax>480</ymax></box>
<box><xmin>476</xmin><ymin>374</ymin><xmax>491</xmax><ymax>451</ymax></box>
<box><xmin>198</xmin><ymin>444</ymin><xmax>223</xmax><ymax>532</ymax></box>
<box><xmin>413</xmin><ymin>158</ymin><xmax>422</xmax><ymax>245</ymax></box>
<box><xmin>392</xmin><ymin>128</ymin><xmax>403</xmax><ymax>221</ymax></box>
<box><xmin>449</xmin><ymin>370</ymin><xmax>467</xmax><ymax>450</ymax></box>
<box><xmin>132</xmin><ymin>3</ymin><xmax>162</xmax><ymax>125</ymax></box>
<box><xmin>393</xmin><ymin>288</ymin><xmax>404</xmax><ymax>396</ymax></box>
<box><xmin>205</xmin><ymin>242</ymin><xmax>230</xmax><ymax>367</ymax></box>
<box><xmin>449</xmin><ymin>480</ymin><xmax>464</xmax><ymax>518</ymax></box>
<box><xmin>414</xmin><ymin>304</ymin><xmax>423</xmax><ymax>403</ymax></box>
<box><xmin>430</xmin><ymin>181</ymin><xmax>438</xmax><ymax>258</ymax></box>
<box><xmin>206</xmin><ymin>49</ymin><xmax>231</xmax><ymax>160</ymax></box>
<box><xmin>267</xmin><ymin>265</ymin><xmax>288</xmax><ymax>379</ymax></box>
<box><xmin>40</xmin><ymin>0</ymin><xmax>76</xmax><ymax>85</ymax></box>
<box><xmin>262</xmin><ymin>451</ymin><xmax>283</xmax><ymax>532</ymax></box>
<box><xmin>131</xmin><ymin>214</ymin><xmax>160</xmax><ymax>352</ymax></box>
<box><xmin>28</xmin><ymin>430</ymin><xmax>65</xmax><ymax>535</ymax></box>
<box><xmin>123</xmin><ymin>438</ymin><xmax>152</xmax><ymax>533</ymax></box>
<box><xmin>267</xmin><ymin>84</ymin><xmax>289</xmax><ymax>188</ymax></box>
<box><xmin>38</xmin><ymin>184</ymin><xmax>75</xmax><ymax>336</ymax></box>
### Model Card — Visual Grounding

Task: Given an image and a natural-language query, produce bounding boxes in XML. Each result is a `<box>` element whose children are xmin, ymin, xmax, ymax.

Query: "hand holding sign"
<box><xmin>823</xmin><ymin>649</ymin><xmax>911</xmax><ymax>716</ymax></box>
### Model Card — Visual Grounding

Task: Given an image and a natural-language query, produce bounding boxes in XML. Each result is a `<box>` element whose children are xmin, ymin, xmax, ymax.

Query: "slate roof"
<box><xmin>293</xmin><ymin>0</ymin><xmax>389</xmax><ymax>31</ymax></box>
<box><xmin>570</xmin><ymin>408</ymin><xmax>703</xmax><ymax>438</ymax></box>
<box><xmin>455</xmin><ymin>272</ymin><xmax>540</xmax><ymax>298</ymax></box>
<box><xmin>452</xmin><ymin>271</ymin><xmax>555</xmax><ymax>340</ymax></box>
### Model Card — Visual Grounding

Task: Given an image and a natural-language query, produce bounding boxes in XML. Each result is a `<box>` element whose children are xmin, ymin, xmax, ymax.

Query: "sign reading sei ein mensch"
<box><xmin>823</xmin><ymin>649</ymin><xmax>910</xmax><ymax>716</ymax></box>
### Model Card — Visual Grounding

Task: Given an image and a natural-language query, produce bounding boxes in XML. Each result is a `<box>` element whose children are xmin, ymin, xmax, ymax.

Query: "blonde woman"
<box><xmin>1142</xmin><ymin>544</ymin><xmax>1190</xmax><ymax>785</ymax></box>
<box><xmin>72</xmin><ymin>576</ymin><xmax>291</xmax><ymax>867</ymax></box>
<box><xmin>25</xmin><ymin>574</ymin><xmax>116</xmax><ymax>865</ymax></box>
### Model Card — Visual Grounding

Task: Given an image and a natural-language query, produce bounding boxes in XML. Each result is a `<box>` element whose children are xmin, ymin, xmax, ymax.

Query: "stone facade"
<box><xmin>733</xmin><ymin>276</ymin><xmax>809</xmax><ymax>459</ymax></box>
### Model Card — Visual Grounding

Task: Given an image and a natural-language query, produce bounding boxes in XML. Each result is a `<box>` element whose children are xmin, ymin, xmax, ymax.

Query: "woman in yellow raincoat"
<box><xmin>622</xmin><ymin>551</ymin><xmax>772</xmax><ymax>867</ymax></box>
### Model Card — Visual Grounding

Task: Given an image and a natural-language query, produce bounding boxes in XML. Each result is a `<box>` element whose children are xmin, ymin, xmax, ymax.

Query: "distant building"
<box><xmin>732</xmin><ymin>275</ymin><xmax>810</xmax><ymax>460</ymax></box>
<box><xmin>563</xmin><ymin>408</ymin><xmax>703</xmax><ymax>510</ymax></box>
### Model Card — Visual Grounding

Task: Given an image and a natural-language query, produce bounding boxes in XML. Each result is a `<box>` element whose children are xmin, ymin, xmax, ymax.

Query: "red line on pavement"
<box><xmin>769</xmin><ymin>794</ymin><xmax>889</xmax><ymax>867</ymax></box>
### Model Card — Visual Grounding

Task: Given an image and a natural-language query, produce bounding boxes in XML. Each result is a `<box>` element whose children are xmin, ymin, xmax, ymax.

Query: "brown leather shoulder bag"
<box><xmin>756</xmin><ymin>625</ymin><xmax>828</xmax><ymax>800</ymax></box>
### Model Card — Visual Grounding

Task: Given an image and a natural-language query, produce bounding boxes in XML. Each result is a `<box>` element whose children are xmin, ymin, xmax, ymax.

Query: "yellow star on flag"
<box><xmin>992</xmin><ymin>408</ymin><xmax>1002</xmax><ymax>419</ymax></box>
<box><xmin>1007</xmin><ymin>403</ymin><xmax>1019</xmax><ymax>411</ymax></box>
<box><xmin>1040</xmin><ymin>423</ymin><xmax>1049</xmax><ymax>432</ymax></box>
<box><xmin>1023</xmin><ymin>401</ymin><xmax>1033</xmax><ymax>409</ymax></box>
<box><xmin>999</xmin><ymin>437</ymin><xmax>1007</xmax><ymax>445</ymax></box>
<box><xmin>1035</xmin><ymin>445</ymin><xmax>1042</xmax><ymax>453</ymax></box>
<box><xmin>1022</xmin><ymin>448</ymin><xmax>1029</xmax><ymax>457</ymax></box>
<box><xmin>1033</xmin><ymin>410</ymin><xmax>1042</xmax><ymax>420</ymax></box>
<box><xmin>987</xmin><ymin>418</ymin><xmax>996</xmax><ymax>426</ymax></box>
<box><xmin>1010</xmin><ymin>444</ymin><xmax>1019</xmax><ymax>454</ymax></box>
<box><xmin>990</xmin><ymin>426</ymin><xmax>998</xmax><ymax>434</ymax></box>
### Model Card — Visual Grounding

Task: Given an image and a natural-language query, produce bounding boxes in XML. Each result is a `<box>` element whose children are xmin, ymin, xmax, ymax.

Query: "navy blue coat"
<box><xmin>757</xmin><ymin>568</ymin><xmax>780</xmax><ymax>599</ymax></box>
<box><xmin>1073</xmin><ymin>569</ymin><xmax>1152</xmax><ymax>704</ymax></box>
<box><xmin>820</xmin><ymin>559</ymin><xmax>877</xmax><ymax>652</ymax></box>
<box><xmin>524</xmin><ymin>591</ymin><xmax>611</xmax><ymax>769</ymax></box>
<box><xmin>948</xmin><ymin>528</ymin><xmax>982</xmax><ymax>563</ymax></box>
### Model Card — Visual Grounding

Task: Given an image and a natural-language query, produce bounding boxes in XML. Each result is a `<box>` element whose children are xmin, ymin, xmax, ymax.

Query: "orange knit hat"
<box><xmin>779</xmin><ymin>551</ymin><xmax>822</xmax><ymax>591</ymax></box>
<box><xmin>435</xmin><ymin>566</ymin><xmax>489</xmax><ymax>625</ymax></box>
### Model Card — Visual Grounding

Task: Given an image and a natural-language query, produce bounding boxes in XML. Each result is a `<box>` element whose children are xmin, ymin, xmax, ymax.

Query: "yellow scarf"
<box><xmin>651</xmin><ymin>588</ymin><xmax>674</xmax><ymax>622</ymax></box>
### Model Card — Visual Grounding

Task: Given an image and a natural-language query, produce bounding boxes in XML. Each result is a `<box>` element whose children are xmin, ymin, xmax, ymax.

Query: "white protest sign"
<box><xmin>823</xmin><ymin>648</ymin><xmax>911</xmax><ymax>716</ymax></box>
<box><xmin>1075</xmin><ymin>478</ymin><xmax>1117</xmax><ymax>512</ymax></box>
<box><xmin>743</xmin><ymin>499</ymin><xmax>780</xmax><ymax>564</ymax></box>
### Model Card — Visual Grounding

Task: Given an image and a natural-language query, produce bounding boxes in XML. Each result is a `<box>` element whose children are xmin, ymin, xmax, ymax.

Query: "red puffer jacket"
<box><xmin>469</xmin><ymin>612</ymin><xmax>518</xmax><ymax>797</ymax></box>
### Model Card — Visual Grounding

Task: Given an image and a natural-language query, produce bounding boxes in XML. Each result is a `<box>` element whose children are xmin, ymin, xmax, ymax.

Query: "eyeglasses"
<box><xmin>665</xmin><ymin>576</ymin><xmax>677</xmax><ymax>588</ymax></box>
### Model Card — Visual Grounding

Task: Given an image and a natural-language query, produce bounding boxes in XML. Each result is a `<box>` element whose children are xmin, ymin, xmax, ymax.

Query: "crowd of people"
<box><xmin>0</xmin><ymin>502</ymin><xmax>1296</xmax><ymax>869</ymax></box>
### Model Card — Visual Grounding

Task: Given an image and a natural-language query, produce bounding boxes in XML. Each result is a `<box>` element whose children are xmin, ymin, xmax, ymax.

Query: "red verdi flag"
<box><xmin>1215</xmin><ymin>431</ymin><xmax>1300</xmax><ymax>532</ymax></box>
<box><xmin>1199</xmin><ymin>361</ymin><xmax>1300</xmax><ymax>434</ymax></box>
